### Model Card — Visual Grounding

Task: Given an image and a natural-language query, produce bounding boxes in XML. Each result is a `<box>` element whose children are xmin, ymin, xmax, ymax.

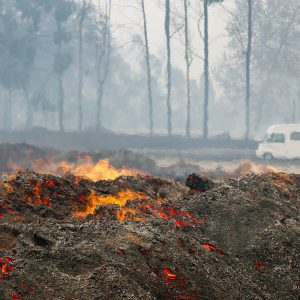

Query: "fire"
<box><xmin>202</xmin><ymin>243</ymin><xmax>224</xmax><ymax>255</ymax></box>
<box><xmin>162</xmin><ymin>269</ymin><xmax>177</xmax><ymax>281</ymax></box>
<box><xmin>32</xmin><ymin>157</ymin><xmax>140</xmax><ymax>181</ymax></box>
<box><xmin>75</xmin><ymin>189</ymin><xmax>149</xmax><ymax>220</ymax></box>
<box><xmin>202</xmin><ymin>243</ymin><xmax>217</xmax><ymax>251</ymax></box>
<box><xmin>0</xmin><ymin>257</ymin><xmax>15</xmax><ymax>280</ymax></box>
<box><xmin>26</xmin><ymin>182</ymin><xmax>52</xmax><ymax>207</ymax></box>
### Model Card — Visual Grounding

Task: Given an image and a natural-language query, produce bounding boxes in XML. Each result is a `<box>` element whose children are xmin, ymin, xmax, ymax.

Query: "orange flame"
<box><xmin>32</xmin><ymin>158</ymin><xmax>140</xmax><ymax>181</ymax></box>
<box><xmin>75</xmin><ymin>189</ymin><xmax>148</xmax><ymax>220</ymax></box>
<box><xmin>202</xmin><ymin>243</ymin><xmax>224</xmax><ymax>255</ymax></box>
<box><xmin>162</xmin><ymin>269</ymin><xmax>177</xmax><ymax>281</ymax></box>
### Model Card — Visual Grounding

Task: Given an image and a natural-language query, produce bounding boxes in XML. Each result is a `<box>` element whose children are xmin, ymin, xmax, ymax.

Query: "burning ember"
<box><xmin>0</xmin><ymin>256</ymin><xmax>15</xmax><ymax>280</ymax></box>
<box><xmin>162</xmin><ymin>269</ymin><xmax>177</xmax><ymax>281</ymax></box>
<box><xmin>202</xmin><ymin>243</ymin><xmax>224</xmax><ymax>255</ymax></box>
<box><xmin>255</xmin><ymin>260</ymin><xmax>268</xmax><ymax>269</ymax></box>
<box><xmin>75</xmin><ymin>189</ymin><xmax>149</xmax><ymax>219</ymax></box>
<box><xmin>0</xmin><ymin>160</ymin><xmax>298</xmax><ymax>299</ymax></box>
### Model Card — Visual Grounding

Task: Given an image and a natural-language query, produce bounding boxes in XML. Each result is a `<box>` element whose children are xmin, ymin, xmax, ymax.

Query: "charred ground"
<box><xmin>0</xmin><ymin>166</ymin><xmax>299</xmax><ymax>299</ymax></box>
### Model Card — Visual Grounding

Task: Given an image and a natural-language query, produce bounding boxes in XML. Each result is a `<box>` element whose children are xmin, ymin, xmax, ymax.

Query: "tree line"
<box><xmin>0</xmin><ymin>0</ymin><xmax>299</xmax><ymax>139</ymax></box>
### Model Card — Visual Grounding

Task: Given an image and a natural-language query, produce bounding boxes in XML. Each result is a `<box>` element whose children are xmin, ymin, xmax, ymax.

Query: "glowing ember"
<box><xmin>8</xmin><ymin>291</ymin><xmax>23</xmax><ymax>300</ymax></box>
<box><xmin>117</xmin><ymin>207</ymin><xmax>144</xmax><ymax>222</ymax></box>
<box><xmin>117</xmin><ymin>248</ymin><xmax>126</xmax><ymax>255</ymax></box>
<box><xmin>0</xmin><ymin>257</ymin><xmax>15</xmax><ymax>280</ymax></box>
<box><xmin>0</xmin><ymin>202</ymin><xmax>13</xmax><ymax>218</ymax></box>
<box><xmin>75</xmin><ymin>189</ymin><xmax>148</xmax><ymax>220</ymax></box>
<box><xmin>162</xmin><ymin>269</ymin><xmax>177</xmax><ymax>281</ymax></box>
<box><xmin>26</xmin><ymin>182</ymin><xmax>53</xmax><ymax>207</ymax></box>
<box><xmin>202</xmin><ymin>243</ymin><xmax>217</xmax><ymax>251</ymax></box>
<box><xmin>202</xmin><ymin>243</ymin><xmax>224</xmax><ymax>255</ymax></box>
<box><xmin>255</xmin><ymin>260</ymin><xmax>267</xmax><ymax>269</ymax></box>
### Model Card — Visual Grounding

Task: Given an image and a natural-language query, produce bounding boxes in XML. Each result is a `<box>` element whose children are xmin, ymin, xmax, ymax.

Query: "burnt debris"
<box><xmin>0</xmin><ymin>169</ymin><xmax>299</xmax><ymax>299</ymax></box>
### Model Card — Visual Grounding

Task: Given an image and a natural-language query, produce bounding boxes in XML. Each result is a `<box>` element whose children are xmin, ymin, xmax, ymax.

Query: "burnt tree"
<box><xmin>245</xmin><ymin>0</ymin><xmax>252</xmax><ymax>140</ymax></box>
<box><xmin>165</xmin><ymin>0</ymin><xmax>172</xmax><ymax>136</ymax></box>
<box><xmin>141</xmin><ymin>0</ymin><xmax>154</xmax><ymax>135</ymax></box>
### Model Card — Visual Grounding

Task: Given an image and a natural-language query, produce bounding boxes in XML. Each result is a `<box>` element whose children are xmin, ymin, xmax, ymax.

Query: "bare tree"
<box><xmin>165</xmin><ymin>0</ymin><xmax>172</xmax><ymax>136</ymax></box>
<box><xmin>141</xmin><ymin>0</ymin><xmax>154</xmax><ymax>135</ymax></box>
<box><xmin>245</xmin><ymin>0</ymin><xmax>252</xmax><ymax>140</ymax></box>
<box><xmin>203</xmin><ymin>0</ymin><xmax>209</xmax><ymax>139</ymax></box>
<box><xmin>95</xmin><ymin>0</ymin><xmax>112</xmax><ymax>131</ymax></box>
<box><xmin>24</xmin><ymin>87</ymin><xmax>32</xmax><ymax>129</ymax></box>
<box><xmin>77</xmin><ymin>0</ymin><xmax>91</xmax><ymax>132</ymax></box>
<box><xmin>53</xmin><ymin>1</ymin><xmax>73</xmax><ymax>132</ymax></box>
<box><xmin>184</xmin><ymin>0</ymin><xmax>191</xmax><ymax>137</ymax></box>
<box><xmin>203</xmin><ymin>0</ymin><xmax>223</xmax><ymax>139</ymax></box>
<box><xmin>3</xmin><ymin>89</ymin><xmax>12</xmax><ymax>130</ymax></box>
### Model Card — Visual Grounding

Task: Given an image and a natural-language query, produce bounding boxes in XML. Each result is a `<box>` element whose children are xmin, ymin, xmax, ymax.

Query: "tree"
<box><xmin>184</xmin><ymin>0</ymin><xmax>191</xmax><ymax>137</ymax></box>
<box><xmin>217</xmin><ymin>0</ymin><xmax>300</xmax><ymax>136</ymax></box>
<box><xmin>53</xmin><ymin>0</ymin><xmax>74</xmax><ymax>132</ymax></box>
<box><xmin>245</xmin><ymin>0</ymin><xmax>252</xmax><ymax>140</ymax></box>
<box><xmin>141</xmin><ymin>0</ymin><xmax>154</xmax><ymax>135</ymax></box>
<box><xmin>95</xmin><ymin>0</ymin><xmax>112</xmax><ymax>131</ymax></box>
<box><xmin>165</xmin><ymin>0</ymin><xmax>172</xmax><ymax>136</ymax></box>
<box><xmin>0</xmin><ymin>0</ymin><xmax>36</xmax><ymax>130</ymax></box>
<box><xmin>76</xmin><ymin>0</ymin><xmax>91</xmax><ymax>132</ymax></box>
<box><xmin>203</xmin><ymin>0</ymin><xmax>224</xmax><ymax>139</ymax></box>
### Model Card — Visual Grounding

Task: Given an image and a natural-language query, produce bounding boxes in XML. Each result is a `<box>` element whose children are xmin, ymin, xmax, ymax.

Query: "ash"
<box><xmin>0</xmin><ymin>169</ymin><xmax>299</xmax><ymax>299</ymax></box>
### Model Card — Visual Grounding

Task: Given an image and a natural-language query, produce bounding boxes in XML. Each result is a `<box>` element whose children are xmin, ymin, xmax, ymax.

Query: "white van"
<box><xmin>256</xmin><ymin>124</ymin><xmax>300</xmax><ymax>160</ymax></box>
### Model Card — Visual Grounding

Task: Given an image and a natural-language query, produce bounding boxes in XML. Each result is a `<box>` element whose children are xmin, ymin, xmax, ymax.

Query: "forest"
<box><xmin>0</xmin><ymin>0</ymin><xmax>299</xmax><ymax>140</ymax></box>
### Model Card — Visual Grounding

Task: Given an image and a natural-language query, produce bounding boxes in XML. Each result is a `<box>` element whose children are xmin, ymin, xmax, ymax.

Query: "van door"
<box><xmin>289</xmin><ymin>132</ymin><xmax>300</xmax><ymax>159</ymax></box>
<box><xmin>266</xmin><ymin>133</ymin><xmax>287</xmax><ymax>159</ymax></box>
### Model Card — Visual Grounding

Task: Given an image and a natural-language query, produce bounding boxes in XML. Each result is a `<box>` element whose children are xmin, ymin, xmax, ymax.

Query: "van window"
<box><xmin>290</xmin><ymin>132</ymin><xmax>300</xmax><ymax>141</ymax></box>
<box><xmin>267</xmin><ymin>133</ymin><xmax>285</xmax><ymax>143</ymax></box>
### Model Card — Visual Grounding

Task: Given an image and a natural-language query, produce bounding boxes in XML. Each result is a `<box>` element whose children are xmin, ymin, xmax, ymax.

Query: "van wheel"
<box><xmin>263</xmin><ymin>153</ymin><xmax>273</xmax><ymax>161</ymax></box>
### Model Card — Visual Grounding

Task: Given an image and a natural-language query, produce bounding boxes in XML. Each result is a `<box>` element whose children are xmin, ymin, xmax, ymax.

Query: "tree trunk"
<box><xmin>141</xmin><ymin>0</ymin><xmax>153</xmax><ymax>135</ymax></box>
<box><xmin>78</xmin><ymin>19</ymin><xmax>83</xmax><ymax>131</ymax></box>
<box><xmin>58</xmin><ymin>70</ymin><xmax>65</xmax><ymax>132</ymax></box>
<box><xmin>165</xmin><ymin>0</ymin><xmax>172</xmax><ymax>136</ymax></box>
<box><xmin>292</xmin><ymin>98</ymin><xmax>296</xmax><ymax>123</ymax></box>
<box><xmin>96</xmin><ymin>0</ymin><xmax>111</xmax><ymax>131</ymax></box>
<box><xmin>184</xmin><ymin>0</ymin><xmax>191</xmax><ymax>138</ymax></box>
<box><xmin>96</xmin><ymin>77</ymin><xmax>104</xmax><ymax>131</ymax></box>
<box><xmin>24</xmin><ymin>87</ymin><xmax>32</xmax><ymax>129</ymax></box>
<box><xmin>3</xmin><ymin>89</ymin><xmax>12</xmax><ymax>130</ymax></box>
<box><xmin>57</xmin><ymin>22</ymin><xmax>65</xmax><ymax>133</ymax></box>
<box><xmin>203</xmin><ymin>0</ymin><xmax>209</xmax><ymax>139</ymax></box>
<box><xmin>245</xmin><ymin>0</ymin><xmax>253</xmax><ymax>140</ymax></box>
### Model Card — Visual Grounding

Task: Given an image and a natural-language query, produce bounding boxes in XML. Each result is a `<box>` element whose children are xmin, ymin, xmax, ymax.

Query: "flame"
<box><xmin>202</xmin><ymin>243</ymin><xmax>217</xmax><ymax>251</ymax></box>
<box><xmin>162</xmin><ymin>269</ymin><xmax>177</xmax><ymax>281</ymax></box>
<box><xmin>75</xmin><ymin>189</ymin><xmax>148</xmax><ymax>220</ymax></box>
<box><xmin>202</xmin><ymin>243</ymin><xmax>224</xmax><ymax>255</ymax></box>
<box><xmin>32</xmin><ymin>157</ymin><xmax>140</xmax><ymax>181</ymax></box>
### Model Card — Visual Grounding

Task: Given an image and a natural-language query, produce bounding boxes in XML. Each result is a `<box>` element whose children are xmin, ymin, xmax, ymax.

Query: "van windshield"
<box><xmin>264</xmin><ymin>133</ymin><xmax>285</xmax><ymax>143</ymax></box>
